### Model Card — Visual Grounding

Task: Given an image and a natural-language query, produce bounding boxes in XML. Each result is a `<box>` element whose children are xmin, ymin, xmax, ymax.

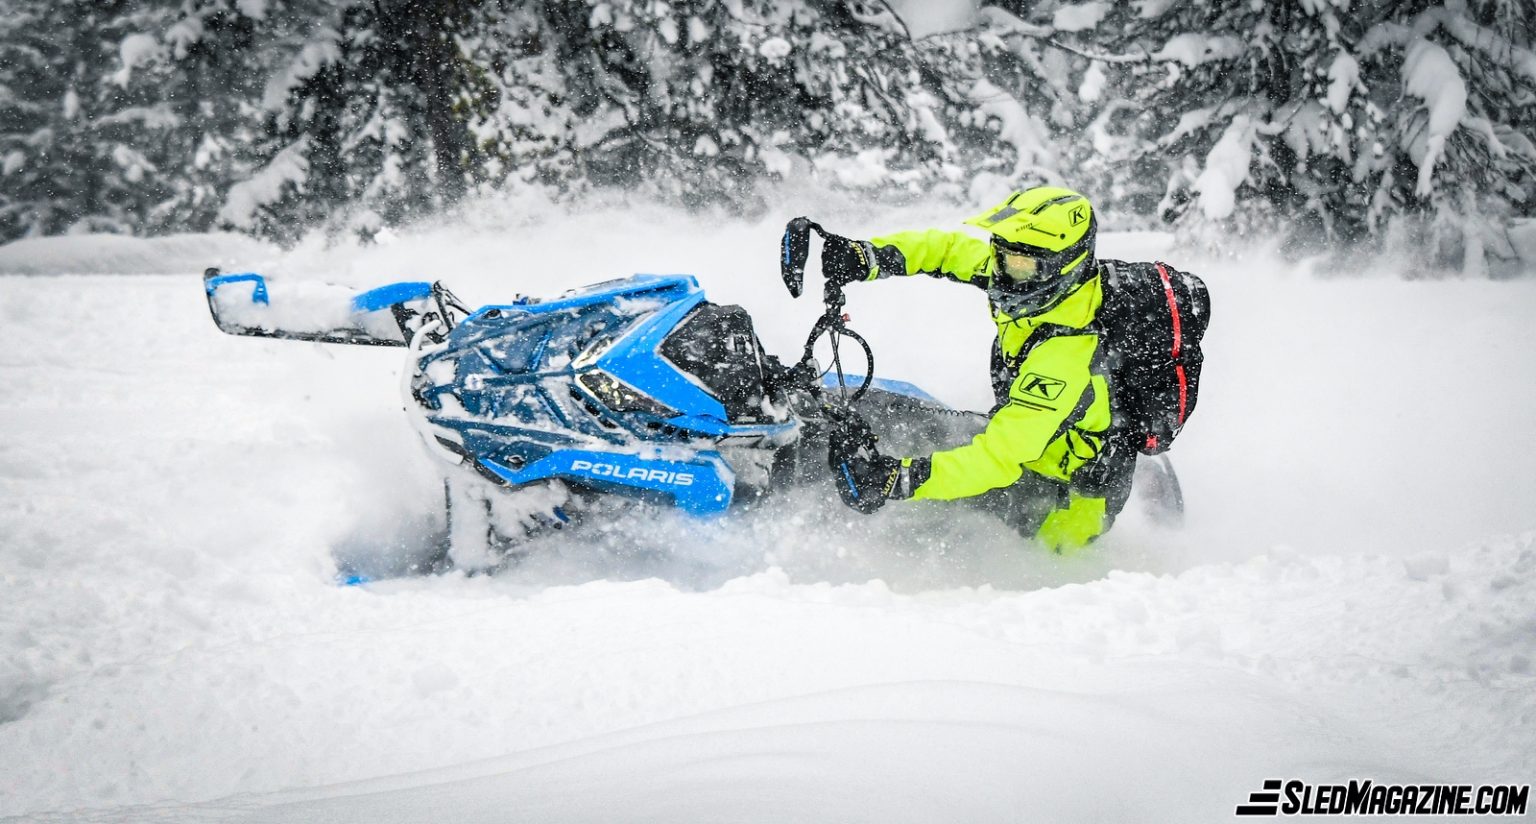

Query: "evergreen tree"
<box><xmin>1095</xmin><ymin>0</ymin><xmax>1536</xmax><ymax>269</ymax></box>
<box><xmin>1090</xmin><ymin>0</ymin><xmax>1374</xmax><ymax>244</ymax></box>
<box><xmin>919</xmin><ymin>3</ymin><xmax>1108</xmax><ymax>207</ymax></box>
<box><xmin>122</xmin><ymin>0</ymin><xmax>272</xmax><ymax>234</ymax></box>
<box><xmin>0</xmin><ymin>1</ymin><xmax>162</xmax><ymax>239</ymax></box>
<box><xmin>1357</xmin><ymin>0</ymin><xmax>1536</xmax><ymax>273</ymax></box>
<box><xmin>468</xmin><ymin>0</ymin><xmax>985</xmax><ymax>210</ymax></box>
<box><xmin>228</xmin><ymin>0</ymin><xmax>486</xmax><ymax>241</ymax></box>
<box><xmin>1</xmin><ymin>0</ymin><xmax>1532</xmax><ymax>272</ymax></box>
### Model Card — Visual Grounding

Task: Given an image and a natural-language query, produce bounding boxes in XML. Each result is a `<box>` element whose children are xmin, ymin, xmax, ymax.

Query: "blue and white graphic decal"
<box><xmin>480</xmin><ymin>449</ymin><xmax>734</xmax><ymax>514</ymax></box>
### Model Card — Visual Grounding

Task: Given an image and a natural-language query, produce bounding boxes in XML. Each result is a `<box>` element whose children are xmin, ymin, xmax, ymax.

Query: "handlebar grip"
<box><xmin>780</xmin><ymin>216</ymin><xmax>821</xmax><ymax>299</ymax></box>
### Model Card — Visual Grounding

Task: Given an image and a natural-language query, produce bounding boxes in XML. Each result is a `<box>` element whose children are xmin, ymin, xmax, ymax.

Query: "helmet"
<box><xmin>966</xmin><ymin>186</ymin><xmax>1097</xmax><ymax>317</ymax></box>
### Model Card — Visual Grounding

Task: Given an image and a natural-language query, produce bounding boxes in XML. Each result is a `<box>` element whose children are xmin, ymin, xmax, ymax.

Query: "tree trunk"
<box><xmin>404</xmin><ymin>0</ymin><xmax>470</xmax><ymax>204</ymax></box>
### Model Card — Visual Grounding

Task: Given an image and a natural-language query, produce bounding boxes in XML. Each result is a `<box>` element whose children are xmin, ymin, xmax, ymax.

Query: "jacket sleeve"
<box><xmin>911</xmin><ymin>333</ymin><xmax>1100</xmax><ymax>500</ymax></box>
<box><xmin>867</xmin><ymin>229</ymin><xmax>992</xmax><ymax>286</ymax></box>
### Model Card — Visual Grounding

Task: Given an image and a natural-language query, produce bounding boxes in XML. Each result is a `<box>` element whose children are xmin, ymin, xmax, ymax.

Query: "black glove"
<box><xmin>825</xmin><ymin>407</ymin><xmax>928</xmax><ymax>514</ymax></box>
<box><xmin>820</xmin><ymin>234</ymin><xmax>877</xmax><ymax>286</ymax></box>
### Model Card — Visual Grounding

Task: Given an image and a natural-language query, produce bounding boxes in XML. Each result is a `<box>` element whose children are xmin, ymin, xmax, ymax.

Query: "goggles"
<box><xmin>992</xmin><ymin>240</ymin><xmax>1057</xmax><ymax>286</ymax></box>
<box><xmin>988</xmin><ymin>239</ymin><xmax>1085</xmax><ymax>318</ymax></box>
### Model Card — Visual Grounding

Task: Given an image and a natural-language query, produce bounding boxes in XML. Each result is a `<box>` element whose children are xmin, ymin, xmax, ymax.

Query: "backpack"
<box><xmin>1097</xmin><ymin>260</ymin><xmax>1210</xmax><ymax>455</ymax></box>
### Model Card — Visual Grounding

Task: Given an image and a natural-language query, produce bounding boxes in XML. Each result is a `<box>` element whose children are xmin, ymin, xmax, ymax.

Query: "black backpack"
<box><xmin>1097</xmin><ymin>259</ymin><xmax>1210</xmax><ymax>455</ymax></box>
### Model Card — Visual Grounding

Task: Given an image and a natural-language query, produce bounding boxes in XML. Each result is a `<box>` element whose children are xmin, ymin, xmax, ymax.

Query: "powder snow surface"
<box><xmin>1</xmin><ymin>205</ymin><xmax>1534</xmax><ymax>822</ymax></box>
<box><xmin>0</xmin><ymin>232</ymin><xmax>276</xmax><ymax>276</ymax></box>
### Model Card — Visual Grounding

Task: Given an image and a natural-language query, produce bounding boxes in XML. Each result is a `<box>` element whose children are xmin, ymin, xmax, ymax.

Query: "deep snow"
<box><xmin>1</xmin><ymin>203</ymin><xmax>1534</xmax><ymax>822</ymax></box>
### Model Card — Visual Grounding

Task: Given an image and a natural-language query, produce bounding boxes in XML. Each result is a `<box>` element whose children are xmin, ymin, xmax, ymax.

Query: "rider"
<box><xmin>815</xmin><ymin>186</ymin><xmax>1136</xmax><ymax>553</ymax></box>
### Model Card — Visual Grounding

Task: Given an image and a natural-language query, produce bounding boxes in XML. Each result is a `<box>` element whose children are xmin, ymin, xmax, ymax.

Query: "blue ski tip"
<box><xmin>338</xmin><ymin>574</ymin><xmax>372</xmax><ymax>587</ymax></box>
<box><xmin>205</xmin><ymin>272</ymin><xmax>270</xmax><ymax>304</ymax></box>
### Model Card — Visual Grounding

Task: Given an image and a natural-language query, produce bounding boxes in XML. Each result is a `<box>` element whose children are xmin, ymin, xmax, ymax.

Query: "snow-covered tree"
<box><xmin>2</xmin><ymin>0</ymin><xmax>1532</xmax><ymax>272</ymax></box>
<box><xmin>1357</xmin><ymin>0</ymin><xmax>1536</xmax><ymax>274</ymax></box>
<box><xmin>0</xmin><ymin>1</ymin><xmax>167</xmax><ymax>239</ymax></box>
<box><xmin>118</xmin><ymin>0</ymin><xmax>277</xmax><ymax>235</ymax></box>
<box><xmin>468</xmin><ymin>0</ymin><xmax>988</xmax><ymax>211</ymax></box>
<box><xmin>226</xmin><ymin>0</ymin><xmax>487</xmax><ymax>241</ymax></box>
<box><xmin>919</xmin><ymin>3</ymin><xmax>1114</xmax><ymax>211</ymax></box>
<box><xmin>0</xmin><ymin>0</ymin><xmax>307</xmax><ymax>242</ymax></box>
<box><xmin>1088</xmin><ymin>0</ymin><xmax>1535</xmax><ymax>269</ymax></box>
<box><xmin>1084</xmin><ymin>0</ymin><xmax>1375</xmax><ymax>245</ymax></box>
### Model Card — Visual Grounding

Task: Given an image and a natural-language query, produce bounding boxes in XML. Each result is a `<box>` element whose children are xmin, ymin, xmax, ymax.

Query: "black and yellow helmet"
<box><xmin>966</xmin><ymin>187</ymin><xmax>1097</xmax><ymax>316</ymax></box>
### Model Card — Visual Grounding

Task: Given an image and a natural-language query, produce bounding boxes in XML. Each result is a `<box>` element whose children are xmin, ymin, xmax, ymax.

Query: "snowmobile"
<box><xmin>202</xmin><ymin>225</ymin><xmax>1181</xmax><ymax>570</ymax></box>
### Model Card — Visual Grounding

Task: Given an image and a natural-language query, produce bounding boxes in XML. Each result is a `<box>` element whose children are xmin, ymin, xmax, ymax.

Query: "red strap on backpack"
<box><xmin>1154</xmin><ymin>262</ymin><xmax>1188</xmax><ymax>426</ymax></box>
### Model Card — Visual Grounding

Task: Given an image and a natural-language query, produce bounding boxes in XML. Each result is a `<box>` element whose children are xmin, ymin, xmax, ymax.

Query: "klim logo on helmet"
<box><xmin>569</xmin><ymin>459</ymin><xmax>695</xmax><ymax>486</ymax></box>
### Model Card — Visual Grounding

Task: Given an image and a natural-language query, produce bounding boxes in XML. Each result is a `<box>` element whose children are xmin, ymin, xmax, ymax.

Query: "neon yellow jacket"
<box><xmin>867</xmin><ymin>229</ymin><xmax>1116</xmax><ymax>551</ymax></box>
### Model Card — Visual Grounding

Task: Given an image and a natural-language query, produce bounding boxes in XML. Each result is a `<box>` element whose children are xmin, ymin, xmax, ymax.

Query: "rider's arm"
<box><xmin>911</xmin><ymin>333</ymin><xmax>1100</xmax><ymax>500</ymax></box>
<box><xmin>866</xmin><ymin>229</ymin><xmax>992</xmax><ymax>286</ymax></box>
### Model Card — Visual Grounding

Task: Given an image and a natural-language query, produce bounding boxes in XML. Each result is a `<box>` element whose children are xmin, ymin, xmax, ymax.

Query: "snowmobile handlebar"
<box><xmin>779</xmin><ymin>217</ymin><xmax>874</xmax><ymax>405</ymax></box>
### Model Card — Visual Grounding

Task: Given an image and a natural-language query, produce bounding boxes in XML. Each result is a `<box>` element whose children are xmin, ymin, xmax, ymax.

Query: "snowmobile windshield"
<box><xmin>658</xmin><ymin>302</ymin><xmax>788</xmax><ymax>424</ymax></box>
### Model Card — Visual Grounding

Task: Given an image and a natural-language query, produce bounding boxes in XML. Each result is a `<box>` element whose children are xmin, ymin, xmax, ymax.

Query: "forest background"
<box><xmin>2</xmin><ymin>0</ymin><xmax>1533</xmax><ymax>274</ymax></box>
